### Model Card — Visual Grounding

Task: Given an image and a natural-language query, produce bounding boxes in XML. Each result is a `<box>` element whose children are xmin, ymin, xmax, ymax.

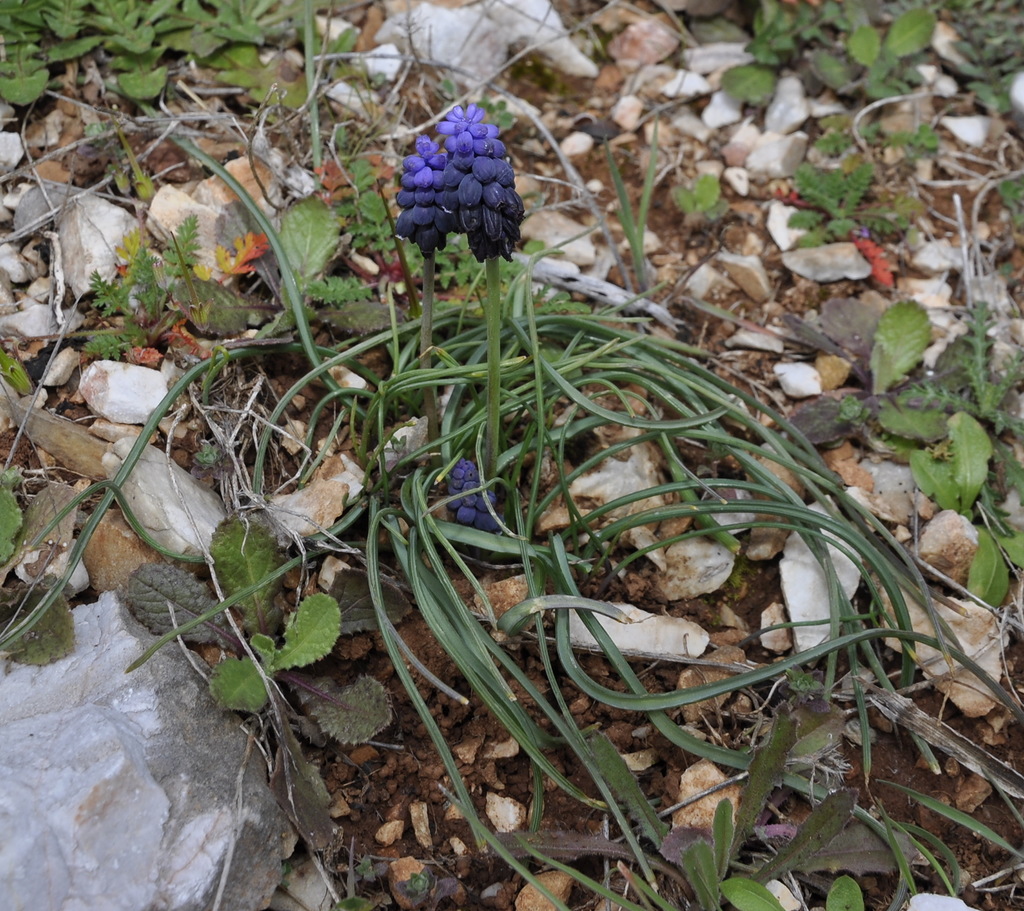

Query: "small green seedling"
<box><xmin>125</xmin><ymin>515</ymin><xmax>398</xmax><ymax>745</ymax></box>
<box><xmin>674</xmin><ymin>174</ymin><xmax>729</xmax><ymax>220</ymax></box>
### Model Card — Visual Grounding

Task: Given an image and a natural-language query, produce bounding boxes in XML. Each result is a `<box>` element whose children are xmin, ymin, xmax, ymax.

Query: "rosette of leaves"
<box><xmin>787</xmin><ymin>159</ymin><xmax>921</xmax><ymax>248</ymax></box>
<box><xmin>125</xmin><ymin>516</ymin><xmax>403</xmax><ymax>746</ymax></box>
<box><xmin>788</xmin><ymin>298</ymin><xmax>1024</xmax><ymax>605</ymax></box>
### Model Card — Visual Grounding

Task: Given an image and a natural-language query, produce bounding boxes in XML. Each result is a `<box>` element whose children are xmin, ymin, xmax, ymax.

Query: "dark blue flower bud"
<box><xmin>395</xmin><ymin>135</ymin><xmax>451</xmax><ymax>255</ymax></box>
<box><xmin>447</xmin><ymin>458</ymin><xmax>502</xmax><ymax>533</ymax></box>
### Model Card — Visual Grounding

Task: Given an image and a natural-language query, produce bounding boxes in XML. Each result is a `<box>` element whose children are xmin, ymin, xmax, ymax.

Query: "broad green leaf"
<box><xmin>319</xmin><ymin>300</ymin><xmax>393</xmax><ymax>335</ymax></box>
<box><xmin>680</xmin><ymin>839</ymin><xmax>720</xmax><ymax>911</ymax></box>
<box><xmin>330</xmin><ymin>567</ymin><xmax>412</xmax><ymax>634</ymax></box>
<box><xmin>994</xmin><ymin>530</ymin><xmax>1024</xmax><ymax>570</ymax></box>
<box><xmin>967</xmin><ymin>527</ymin><xmax>1009</xmax><ymax>605</ymax></box>
<box><xmin>280</xmin><ymin>195</ymin><xmax>340</xmax><ymax>291</ymax></box>
<box><xmin>909</xmin><ymin>450</ymin><xmax>958</xmax><ymax>512</ymax></box>
<box><xmin>720</xmin><ymin>64</ymin><xmax>777</xmax><ymax>104</ymax></box>
<box><xmin>117</xmin><ymin>65</ymin><xmax>169</xmax><ymax>100</ymax></box>
<box><xmin>810</xmin><ymin>50</ymin><xmax>856</xmax><ymax>91</ymax></box>
<box><xmin>847</xmin><ymin>25</ymin><xmax>880</xmax><ymax>66</ymax></box>
<box><xmin>204</xmin><ymin>43</ymin><xmax>307</xmax><ymax>107</ymax></box>
<box><xmin>757</xmin><ymin>790</ymin><xmax>856</xmax><ymax>881</ymax></box>
<box><xmin>884</xmin><ymin>9</ymin><xmax>937</xmax><ymax>57</ymax></box>
<box><xmin>721</xmin><ymin>878</ymin><xmax>786</xmax><ymax>911</ymax></box>
<box><xmin>268</xmin><ymin>593</ymin><xmax>341</xmax><ymax>672</ymax></box>
<box><xmin>870</xmin><ymin>300</ymin><xmax>930</xmax><ymax>393</ymax></box>
<box><xmin>0</xmin><ymin>44</ymin><xmax>50</xmax><ymax>105</ymax></box>
<box><xmin>948</xmin><ymin>412</ymin><xmax>992</xmax><ymax>512</ymax></box>
<box><xmin>0</xmin><ymin>487</ymin><xmax>22</xmax><ymax>564</ymax></box>
<box><xmin>876</xmin><ymin>397</ymin><xmax>947</xmax><ymax>441</ymax></box>
<box><xmin>713</xmin><ymin>798</ymin><xmax>735</xmax><ymax>881</ymax></box>
<box><xmin>210</xmin><ymin>517</ymin><xmax>285</xmax><ymax>635</ymax></box>
<box><xmin>295</xmin><ymin>674</ymin><xmax>391</xmax><ymax>745</ymax></box>
<box><xmin>826</xmin><ymin>875</ymin><xmax>864</xmax><ymax>911</ymax></box>
<box><xmin>587</xmin><ymin>730</ymin><xmax>669</xmax><ymax>844</ymax></box>
<box><xmin>209</xmin><ymin>656</ymin><xmax>268</xmax><ymax>712</ymax></box>
<box><xmin>124</xmin><ymin>563</ymin><xmax>225</xmax><ymax>645</ymax></box>
<box><xmin>734</xmin><ymin>711</ymin><xmax>796</xmax><ymax>856</ymax></box>
<box><xmin>0</xmin><ymin>587</ymin><xmax>75</xmax><ymax>665</ymax></box>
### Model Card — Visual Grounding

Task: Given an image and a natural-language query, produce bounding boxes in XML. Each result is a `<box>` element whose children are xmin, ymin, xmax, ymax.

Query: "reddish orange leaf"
<box><xmin>128</xmin><ymin>347</ymin><xmax>163</xmax><ymax>367</ymax></box>
<box><xmin>215</xmin><ymin>232</ymin><xmax>270</xmax><ymax>275</ymax></box>
<box><xmin>853</xmin><ymin>236</ymin><xmax>894</xmax><ymax>287</ymax></box>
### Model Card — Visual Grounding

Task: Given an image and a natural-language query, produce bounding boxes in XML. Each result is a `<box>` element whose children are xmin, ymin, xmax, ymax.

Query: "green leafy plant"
<box><xmin>789</xmin><ymin>296</ymin><xmax>1024</xmax><ymax>604</ymax></box>
<box><xmin>673</xmin><ymin>174</ymin><xmax>729</xmax><ymax>220</ymax></box>
<box><xmin>85</xmin><ymin>214</ymin><xmax>276</xmax><ymax>361</ymax></box>
<box><xmin>721</xmin><ymin>2</ymin><xmax>935</xmax><ymax>105</ymax></box>
<box><xmin>124</xmin><ymin>516</ymin><xmax>396</xmax><ymax>744</ymax></box>
<box><xmin>787</xmin><ymin>157</ymin><xmax>921</xmax><ymax>246</ymax></box>
<box><xmin>0</xmin><ymin>0</ymin><xmax>310</xmax><ymax>103</ymax></box>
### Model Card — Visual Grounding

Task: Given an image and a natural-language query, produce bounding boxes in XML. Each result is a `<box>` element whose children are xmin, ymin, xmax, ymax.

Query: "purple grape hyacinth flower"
<box><xmin>395</xmin><ymin>135</ymin><xmax>457</xmax><ymax>255</ymax></box>
<box><xmin>447</xmin><ymin>458</ymin><xmax>501</xmax><ymax>533</ymax></box>
<box><xmin>437</xmin><ymin>107</ymin><xmax>524</xmax><ymax>262</ymax></box>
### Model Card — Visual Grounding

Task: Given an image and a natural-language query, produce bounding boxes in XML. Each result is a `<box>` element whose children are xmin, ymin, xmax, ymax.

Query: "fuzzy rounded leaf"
<box><xmin>720</xmin><ymin>64</ymin><xmax>777</xmax><ymax>105</ymax></box>
<box><xmin>269</xmin><ymin>593</ymin><xmax>341</xmax><ymax>672</ymax></box>
<box><xmin>296</xmin><ymin>674</ymin><xmax>391</xmax><ymax>745</ymax></box>
<box><xmin>847</xmin><ymin>26</ymin><xmax>880</xmax><ymax>67</ymax></box>
<box><xmin>884</xmin><ymin>9</ymin><xmax>937</xmax><ymax>57</ymax></box>
<box><xmin>280</xmin><ymin>196</ymin><xmax>341</xmax><ymax>290</ymax></box>
<box><xmin>870</xmin><ymin>300</ymin><xmax>930</xmax><ymax>394</ymax></box>
<box><xmin>210</xmin><ymin>517</ymin><xmax>285</xmax><ymax>634</ymax></box>
<box><xmin>117</xmin><ymin>66</ymin><xmax>169</xmax><ymax>100</ymax></box>
<box><xmin>210</xmin><ymin>657</ymin><xmax>268</xmax><ymax>712</ymax></box>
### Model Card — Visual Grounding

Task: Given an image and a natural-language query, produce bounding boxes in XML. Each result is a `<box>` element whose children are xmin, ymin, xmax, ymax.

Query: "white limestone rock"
<box><xmin>0</xmin><ymin>131</ymin><xmax>23</xmax><ymax>173</ymax></box>
<box><xmin>520</xmin><ymin>209</ymin><xmax>597</xmax><ymax>267</ymax></box>
<box><xmin>766</xmin><ymin>201</ymin><xmax>806</xmax><ymax>252</ymax></box>
<box><xmin>764</xmin><ymin>75</ymin><xmax>809</xmax><ymax>134</ymax></box>
<box><xmin>1011</xmin><ymin>72</ymin><xmax>1024</xmax><ymax>123</ymax></box>
<box><xmin>0</xmin><ymin>593</ymin><xmax>290</xmax><ymax>911</ymax></box>
<box><xmin>568</xmin><ymin>602</ymin><xmax>709</xmax><ymax>660</ymax></box>
<box><xmin>102</xmin><ymin>436</ymin><xmax>227</xmax><ymax>556</ymax></box>
<box><xmin>660</xmin><ymin>69</ymin><xmax>712</xmax><ymax>100</ymax></box>
<box><xmin>779</xmin><ymin>505</ymin><xmax>862</xmax><ymax>652</ymax></box>
<box><xmin>745</xmin><ymin>131</ymin><xmax>808</xmax><ymax>178</ymax></box>
<box><xmin>702</xmin><ymin>90</ymin><xmax>744</xmax><ymax>129</ymax></box>
<box><xmin>773</xmin><ymin>362</ymin><xmax>822</xmax><ymax>398</ymax></box>
<box><xmin>939</xmin><ymin>115</ymin><xmax>991</xmax><ymax>148</ymax></box>
<box><xmin>717</xmin><ymin>251</ymin><xmax>771</xmax><ymax>302</ymax></box>
<box><xmin>783</xmin><ymin>242</ymin><xmax>872</xmax><ymax>282</ymax></box>
<box><xmin>683</xmin><ymin>42</ymin><xmax>754</xmax><ymax>75</ymax></box>
<box><xmin>659</xmin><ymin>537</ymin><xmax>736</xmax><ymax>599</ymax></box>
<box><xmin>560</xmin><ymin>130</ymin><xmax>595</xmax><ymax>157</ymax></box>
<box><xmin>80</xmin><ymin>360</ymin><xmax>170</xmax><ymax>425</ymax></box>
<box><xmin>57</xmin><ymin>195</ymin><xmax>135</xmax><ymax>298</ymax></box>
<box><xmin>376</xmin><ymin>0</ymin><xmax>597</xmax><ymax>83</ymax></box>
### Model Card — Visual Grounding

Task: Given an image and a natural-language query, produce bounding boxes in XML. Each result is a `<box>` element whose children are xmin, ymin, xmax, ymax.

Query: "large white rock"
<box><xmin>779</xmin><ymin>505</ymin><xmax>862</xmax><ymax>652</ymax></box>
<box><xmin>702</xmin><ymin>90</ymin><xmax>744</xmax><ymax>129</ymax></box>
<box><xmin>376</xmin><ymin>0</ymin><xmax>597</xmax><ymax>83</ymax></box>
<box><xmin>80</xmin><ymin>360</ymin><xmax>171</xmax><ymax>425</ymax></box>
<box><xmin>0</xmin><ymin>593</ymin><xmax>290</xmax><ymax>911</ymax></box>
<box><xmin>659</xmin><ymin>537</ymin><xmax>736</xmax><ymax>599</ymax></box>
<box><xmin>745</xmin><ymin>131</ymin><xmax>808</xmax><ymax>178</ymax></box>
<box><xmin>783</xmin><ymin>243</ymin><xmax>872</xmax><ymax>282</ymax></box>
<box><xmin>57</xmin><ymin>195</ymin><xmax>135</xmax><ymax>299</ymax></box>
<box><xmin>520</xmin><ymin>209</ymin><xmax>597</xmax><ymax>266</ymax></box>
<box><xmin>764</xmin><ymin>76</ymin><xmax>809</xmax><ymax>134</ymax></box>
<box><xmin>102</xmin><ymin>437</ymin><xmax>228</xmax><ymax>556</ymax></box>
<box><xmin>0</xmin><ymin>131</ymin><xmax>23</xmax><ymax>172</ymax></box>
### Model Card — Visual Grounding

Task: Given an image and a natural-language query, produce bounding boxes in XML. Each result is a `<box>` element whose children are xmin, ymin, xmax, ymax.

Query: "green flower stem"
<box><xmin>420</xmin><ymin>251</ymin><xmax>439</xmax><ymax>446</ymax></box>
<box><xmin>484</xmin><ymin>256</ymin><xmax>502</xmax><ymax>479</ymax></box>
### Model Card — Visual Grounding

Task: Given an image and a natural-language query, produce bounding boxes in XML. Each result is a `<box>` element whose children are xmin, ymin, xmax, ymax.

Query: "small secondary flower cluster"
<box><xmin>446</xmin><ymin>458</ymin><xmax>501</xmax><ymax>533</ymax></box>
<box><xmin>395</xmin><ymin>104</ymin><xmax>525</xmax><ymax>262</ymax></box>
